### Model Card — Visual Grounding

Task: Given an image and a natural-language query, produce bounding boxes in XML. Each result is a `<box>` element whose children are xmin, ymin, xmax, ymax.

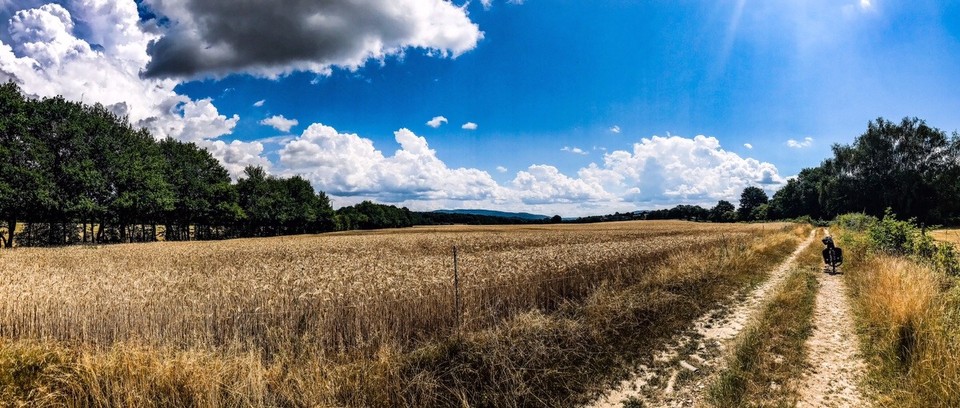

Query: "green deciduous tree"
<box><xmin>236</xmin><ymin>166</ymin><xmax>335</xmax><ymax>237</ymax></box>
<box><xmin>0</xmin><ymin>82</ymin><xmax>53</xmax><ymax>247</ymax></box>
<box><xmin>737</xmin><ymin>186</ymin><xmax>768</xmax><ymax>221</ymax></box>
<box><xmin>709</xmin><ymin>200</ymin><xmax>736</xmax><ymax>222</ymax></box>
<box><xmin>160</xmin><ymin>138</ymin><xmax>237</xmax><ymax>240</ymax></box>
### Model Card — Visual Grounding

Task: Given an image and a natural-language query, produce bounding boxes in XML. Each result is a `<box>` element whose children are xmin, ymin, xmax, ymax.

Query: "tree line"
<box><xmin>343</xmin><ymin>117</ymin><xmax>960</xmax><ymax>228</ymax></box>
<box><xmin>0</xmin><ymin>81</ymin><xmax>562</xmax><ymax>247</ymax></box>
<box><xmin>3</xmin><ymin>78</ymin><xmax>957</xmax><ymax>247</ymax></box>
<box><xmin>769</xmin><ymin>117</ymin><xmax>960</xmax><ymax>225</ymax></box>
<box><xmin>0</xmin><ymin>82</ymin><xmax>347</xmax><ymax>247</ymax></box>
<box><xmin>599</xmin><ymin>186</ymin><xmax>768</xmax><ymax>223</ymax></box>
<box><xmin>642</xmin><ymin>117</ymin><xmax>960</xmax><ymax>226</ymax></box>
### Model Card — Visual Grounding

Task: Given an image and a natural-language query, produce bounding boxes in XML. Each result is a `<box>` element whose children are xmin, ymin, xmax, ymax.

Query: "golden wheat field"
<box><xmin>0</xmin><ymin>221</ymin><xmax>791</xmax><ymax>357</ymax></box>
<box><xmin>931</xmin><ymin>229</ymin><xmax>960</xmax><ymax>247</ymax></box>
<box><xmin>0</xmin><ymin>220</ymin><xmax>810</xmax><ymax>407</ymax></box>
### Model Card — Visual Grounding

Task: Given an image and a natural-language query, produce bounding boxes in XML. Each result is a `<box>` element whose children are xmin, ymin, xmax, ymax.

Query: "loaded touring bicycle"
<box><xmin>822</xmin><ymin>236</ymin><xmax>843</xmax><ymax>274</ymax></box>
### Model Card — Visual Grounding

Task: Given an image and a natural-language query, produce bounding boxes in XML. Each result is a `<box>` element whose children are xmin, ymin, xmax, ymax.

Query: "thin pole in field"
<box><xmin>453</xmin><ymin>245</ymin><xmax>460</xmax><ymax>339</ymax></box>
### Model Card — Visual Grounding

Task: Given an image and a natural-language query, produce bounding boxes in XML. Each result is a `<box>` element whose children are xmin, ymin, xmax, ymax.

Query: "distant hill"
<box><xmin>433</xmin><ymin>209</ymin><xmax>550</xmax><ymax>221</ymax></box>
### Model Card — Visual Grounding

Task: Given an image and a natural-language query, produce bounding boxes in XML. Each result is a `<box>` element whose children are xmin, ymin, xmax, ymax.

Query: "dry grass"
<box><xmin>0</xmin><ymin>220</ymin><xmax>805</xmax><ymax>406</ymax></box>
<box><xmin>707</xmin><ymin>230</ymin><xmax>823</xmax><ymax>407</ymax></box>
<box><xmin>843</xmin><ymin>236</ymin><xmax>960</xmax><ymax>407</ymax></box>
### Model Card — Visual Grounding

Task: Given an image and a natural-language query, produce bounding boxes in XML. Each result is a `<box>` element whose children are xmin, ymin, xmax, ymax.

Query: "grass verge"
<box><xmin>841</xmin><ymin>233</ymin><xmax>960</xmax><ymax>407</ymax></box>
<box><xmin>707</xmin><ymin>233</ymin><xmax>821</xmax><ymax>407</ymax></box>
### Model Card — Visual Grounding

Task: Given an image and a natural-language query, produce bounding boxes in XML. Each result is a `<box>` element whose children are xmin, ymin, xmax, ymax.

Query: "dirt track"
<box><xmin>796</xmin><ymin>232</ymin><xmax>870</xmax><ymax>407</ymax></box>
<box><xmin>585</xmin><ymin>230</ymin><xmax>818</xmax><ymax>407</ymax></box>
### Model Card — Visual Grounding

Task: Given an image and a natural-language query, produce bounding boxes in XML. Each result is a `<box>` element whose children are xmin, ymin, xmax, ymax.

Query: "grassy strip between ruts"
<box><xmin>839</xmin><ymin>230</ymin><xmax>960</xmax><ymax>407</ymax></box>
<box><xmin>0</xmin><ymin>225</ymin><xmax>810</xmax><ymax>407</ymax></box>
<box><xmin>707</xmin><ymin>230</ymin><xmax>822</xmax><ymax>407</ymax></box>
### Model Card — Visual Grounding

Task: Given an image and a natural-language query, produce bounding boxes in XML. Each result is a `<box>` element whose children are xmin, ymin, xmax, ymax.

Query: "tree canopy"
<box><xmin>0</xmin><ymin>82</ymin><xmax>338</xmax><ymax>246</ymax></box>
<box><xmin>737</xmin><ymin>187</ymin><xmax>769</xmax><ymax>221</ymax></box>
<box><xmin>768</xmin><ymin>117</ymin><xmax>960</xmax><ymax>224</ymax></box>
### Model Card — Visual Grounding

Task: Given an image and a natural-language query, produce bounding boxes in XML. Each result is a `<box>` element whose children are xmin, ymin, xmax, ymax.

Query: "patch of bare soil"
<box><xmin>585</xmin><ymin>231</ymin><xmax>817</xmax><ymax>408</ymax></box>
<box><xmin>795</xmin><ymin>258</ymin><xmax>870</xmax><ymax>407</ymax></box>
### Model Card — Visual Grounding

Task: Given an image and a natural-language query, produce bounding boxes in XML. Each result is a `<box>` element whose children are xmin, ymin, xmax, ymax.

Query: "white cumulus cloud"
<box><xmin>578</xmin><ymin>134</ymin><xmax>784</xmax><ymax>205</ymax></box>
<box><xmin>462</xmin><ymin>122</ymin><xmax>478</xmax><ymax>130</ymax></box>
<box><xmin>278</xmin><ymin>124</ymin><xmax>503</xmax><ymax>202</ymax></box>
<box><xmin>426</xmin><ymin>115</ymin><xmax>448</xmax><ymax>128</ymax></box>
<box><xmin>610</xmin><ymin>125</ymin><xmax>621</xmax><ymax>134</ymax></box>
<box><xmin>201</xmin><ymin>139</ymin><xmax>272</xmax><ymax>179</ymax></box>
<box><xmin>479</xmin><ymin>0</ymin><xmax>524</xmax><ymax>9</ymax></box>
<box><xmin>787</xmin><ymin>137</ymin><xmax>814</xmax><ymax>148</ymax></box>
<box><xmin>561</xmin><ymin>146</ymin><xmax>588</xmax><ymax>155</ymax></box>
<box><xmin>260</xmin><ymin>115</ymin><xmax>299</xmax><ymax>132</ymax></box>
<box><xmin>512</xmin><ymin>165</ymin><xmax>611</xmax><ymax>204</ymax></box>
<box><xmin>146</xmin><ymin>98</ymin><xmax>238</xmax><ymax>142</ymax></box>
<box><xmin>272</xmin><ymin>127</ymin><xmax>785</xmax><ymax>216</ymax></box>
<box><xmin>253</xmin><ymin>99</ymin><xmax>265</xmax><ymax>107</ymax></box>
<box><xmin>744</xmin><ymin>143</ymin><xmax>753</xmax><ymax>149</ymax></box>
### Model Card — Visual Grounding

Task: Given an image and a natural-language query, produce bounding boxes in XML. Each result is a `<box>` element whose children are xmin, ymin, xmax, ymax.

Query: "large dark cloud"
<box><xmin>141</xmin><ymin>0</ymin><xmax>482</xmax><ymax>78</ymax></box>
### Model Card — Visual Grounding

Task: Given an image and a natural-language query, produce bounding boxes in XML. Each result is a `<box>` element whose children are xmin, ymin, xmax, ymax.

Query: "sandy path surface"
<box><xmin>585</xmin><ymin>230</ymin><xmax>817</xmax><ymax>408</ymax></box>
<box><xmin>796</xmin><ymin>232</ymin><xmax>870</xmax><ymax>407</ymax></box>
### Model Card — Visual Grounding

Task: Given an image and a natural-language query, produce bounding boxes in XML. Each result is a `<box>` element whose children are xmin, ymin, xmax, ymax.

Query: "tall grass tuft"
<box><xmin>846</xmin><ymin>249</ymin><xmax>960</xmax><ymax>406</ymax></box>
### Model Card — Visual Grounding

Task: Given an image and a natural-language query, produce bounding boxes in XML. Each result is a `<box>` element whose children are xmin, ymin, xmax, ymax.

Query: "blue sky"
<box><xmin>1</xmin><ymin>0</ymin><xmax>958</xmax><ymax>216</ymax></box>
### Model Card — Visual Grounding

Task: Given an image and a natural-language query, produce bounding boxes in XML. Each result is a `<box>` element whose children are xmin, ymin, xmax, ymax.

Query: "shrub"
<box><xmin>863</xmin><ymin>208</ymin><xmax>960</xmax><ymax>276</ymax></box>
<box><xmin>869</xmin><ymin>209</ymin><xmax>919</xmax><ymax>255</ymax></box>
<box><xmin>934</xmin><ymin>243</ymin><xmax>960</xmax><ymax>277</ymax></box>
<box><xmin>834</xmin><ymin>213</ymin><xmax>878</xmax><ymax>232</ymax></box>
<box><xmin>793</xmin><ymin>215</ymin><xmax>813</xmax><ymax>225</ymax></box>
